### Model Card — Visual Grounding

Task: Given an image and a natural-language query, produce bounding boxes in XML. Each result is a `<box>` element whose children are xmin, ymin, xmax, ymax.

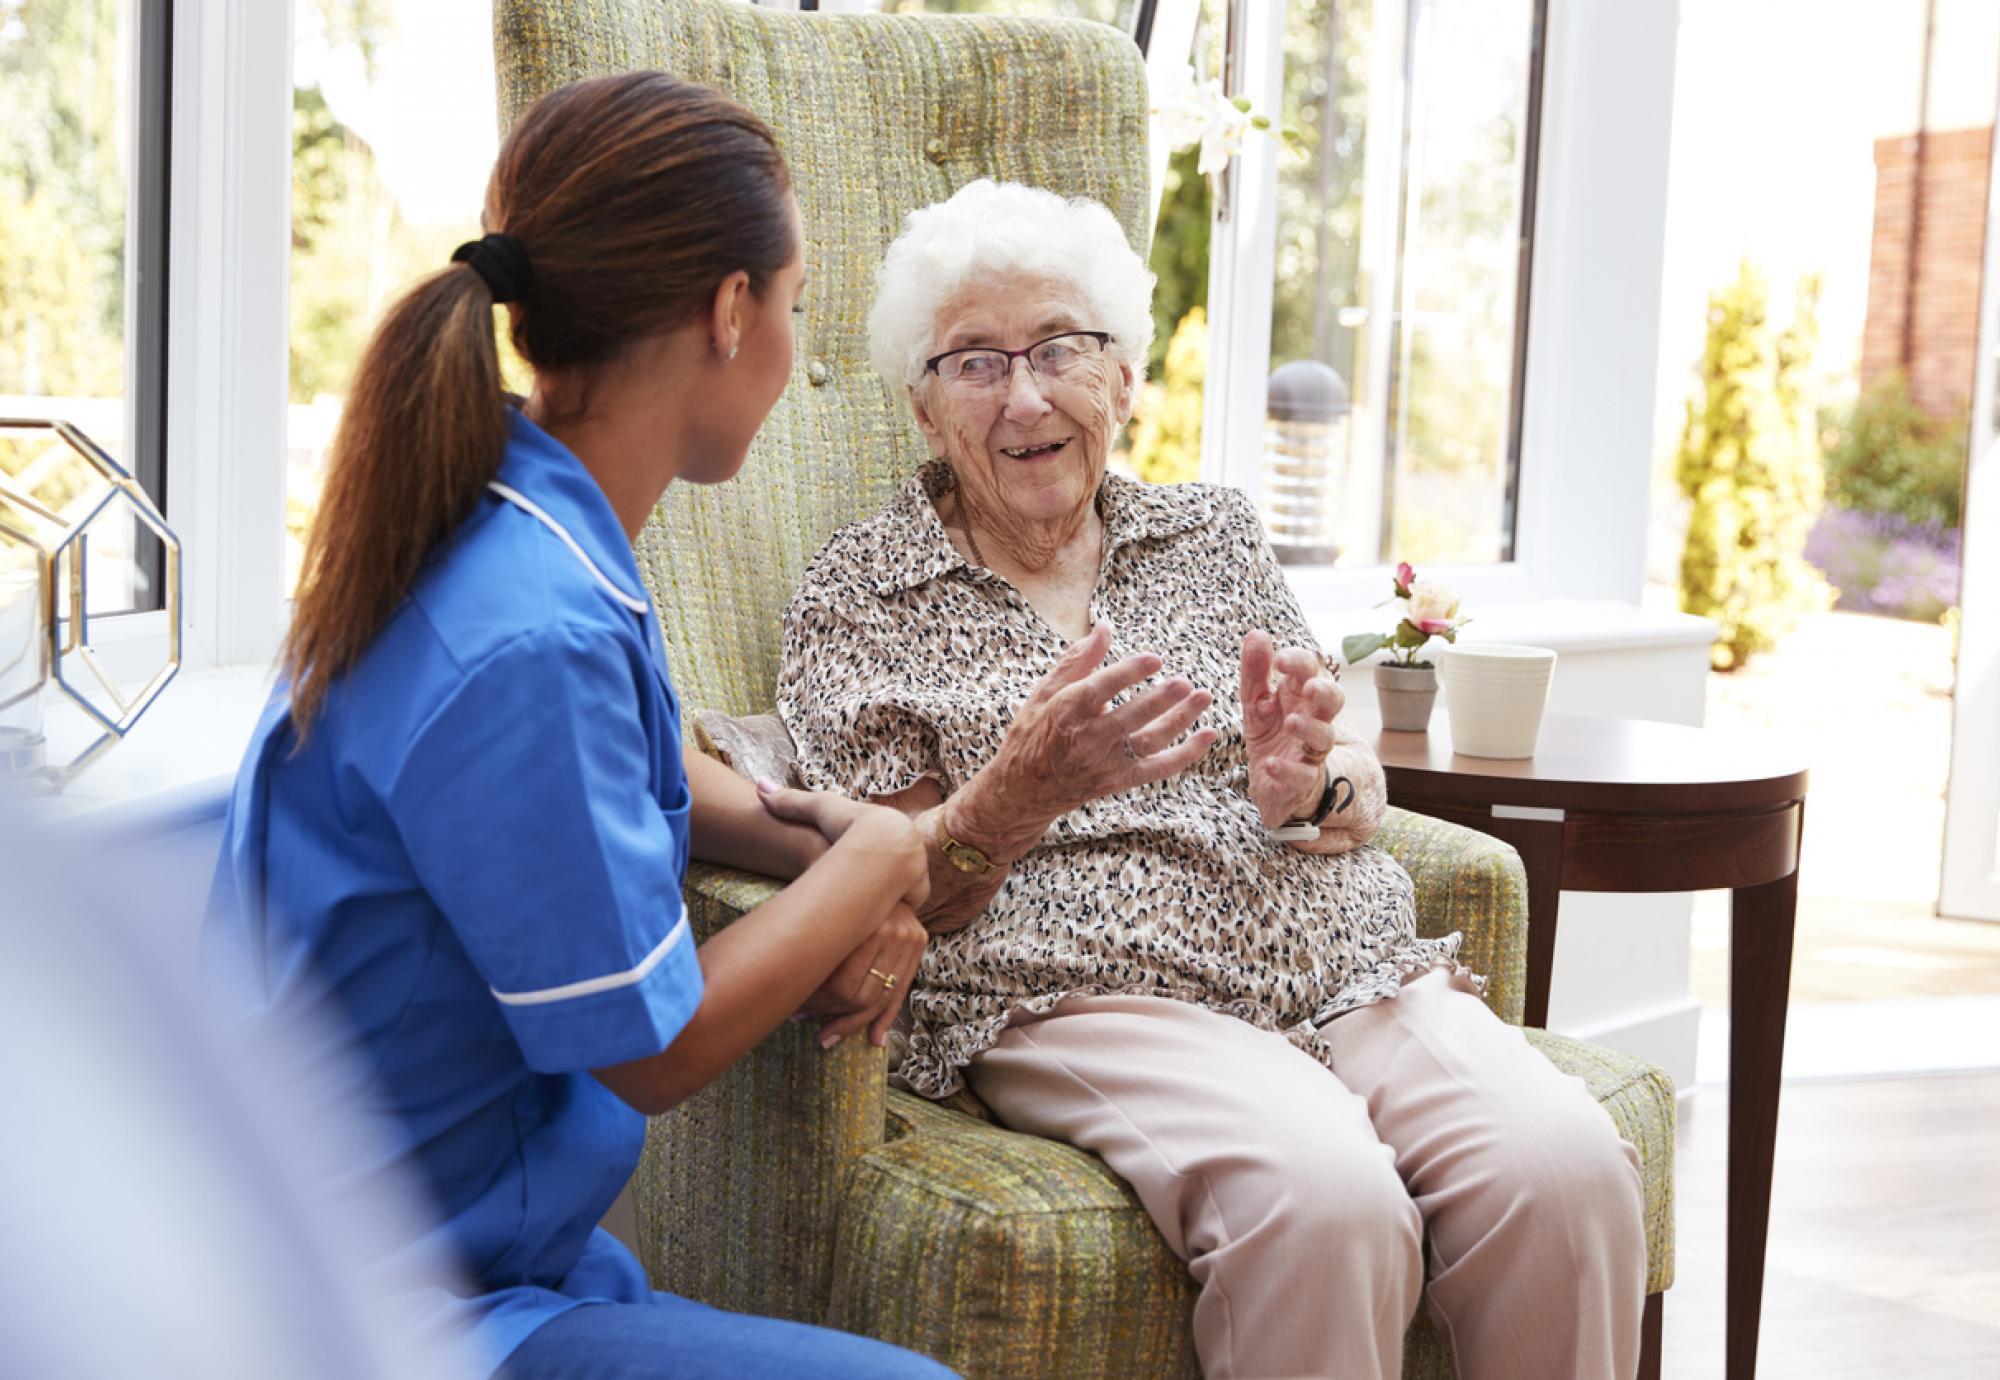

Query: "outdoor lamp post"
<box><xmin>1260</xmin><ymin>359</ymin><xmax>1352</xmax><ymax>566</ymax></box>
<box><xmin>0</xmin><ymin>418</ymin><xmax>182</xmax><ymax>789</ymax></box>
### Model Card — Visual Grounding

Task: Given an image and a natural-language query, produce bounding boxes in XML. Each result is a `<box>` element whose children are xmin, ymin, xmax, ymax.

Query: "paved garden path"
<box><xmin>1686</xmin><ymin>606</ymin><xmax>2000</xmax><ymax>1005</ymax></box>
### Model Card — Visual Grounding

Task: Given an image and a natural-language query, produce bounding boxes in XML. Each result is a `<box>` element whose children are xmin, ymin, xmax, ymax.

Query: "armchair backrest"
<box><xmin>494</xmin><ymin>0</ymin><xmax>1153</xmax><ymax>718</ymax></box>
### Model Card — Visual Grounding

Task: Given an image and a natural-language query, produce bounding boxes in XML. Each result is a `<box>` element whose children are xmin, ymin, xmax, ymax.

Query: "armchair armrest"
<box><xmin>630</xmin><ymin>862</ymin><xmax>888</xmax><ymax>1323</ymax></box>
<box><xmin>1374</xmin><ymin>806</ymin><xmax>1529</xmax><ymax>1025</ymax></box>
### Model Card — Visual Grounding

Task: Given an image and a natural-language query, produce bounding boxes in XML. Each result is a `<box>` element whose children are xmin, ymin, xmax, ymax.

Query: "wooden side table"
<box><xmin>1353</xmin><ymin>705</ymin><xmax>1809</xmax><ymax>1380</ymax></box>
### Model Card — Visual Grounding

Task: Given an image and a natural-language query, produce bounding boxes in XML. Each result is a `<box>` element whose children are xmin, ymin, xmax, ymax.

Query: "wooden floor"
<box><xmin>1661</xmin><ymin>1072</ymin><xmax>2000</xmax><ymax>1378</ymax></box>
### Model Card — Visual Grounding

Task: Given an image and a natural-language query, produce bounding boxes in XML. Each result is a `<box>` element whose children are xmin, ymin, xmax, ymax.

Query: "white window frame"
<box><xmin>1940</xmin><ymin>90</ymin><xmax>2000</xmax><ymax>923</ymax></box>
<box><xmin>96</xmin><ymin>0</ymin><xmax>292</xmax><ymax>685</ymax></box>
<box><xmin>1197</xmin><ymin>0</ymin><xmax>1679</xmax><ymax>614</ymax></box>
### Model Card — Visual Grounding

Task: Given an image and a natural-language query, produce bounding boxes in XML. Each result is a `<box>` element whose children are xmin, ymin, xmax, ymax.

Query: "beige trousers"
<box><xmin>964</xmin><ymin>970</ymin><xmax>1645</xmax><ymax>1380</ymax></box>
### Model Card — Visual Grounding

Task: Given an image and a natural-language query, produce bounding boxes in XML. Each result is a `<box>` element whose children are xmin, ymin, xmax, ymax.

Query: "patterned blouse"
<box><xmin>777</xmin><ymin>462</ymin><xmax>1475</xmax><ymax>1098</ymax></box>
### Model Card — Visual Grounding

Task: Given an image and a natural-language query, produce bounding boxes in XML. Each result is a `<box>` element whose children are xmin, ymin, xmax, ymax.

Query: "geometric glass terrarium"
<box><xmin>0</xmin><ymin>418</ymin><xmax>182</xmax><ymax>789</ymax></box>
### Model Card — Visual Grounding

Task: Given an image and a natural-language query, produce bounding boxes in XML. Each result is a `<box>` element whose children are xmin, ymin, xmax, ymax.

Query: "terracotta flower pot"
<box><xmin>1375</xmin><ymin>663</ymin><xmax>1439</xmax><ymax>731</ymax></box>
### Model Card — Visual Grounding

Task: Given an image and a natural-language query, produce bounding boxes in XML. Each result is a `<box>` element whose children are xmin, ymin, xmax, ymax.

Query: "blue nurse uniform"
<box><xmin>206</xmin><ymin>411</ymin><xmax>953</xmax><ymax>1380</ymax></box>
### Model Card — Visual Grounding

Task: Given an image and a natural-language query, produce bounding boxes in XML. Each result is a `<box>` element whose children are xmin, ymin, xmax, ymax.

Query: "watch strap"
<box><xmin>935</xmin><ymin>801</ymin><xmax>997</xmax><ymax>875</ymax></box>
<box><xmin>1307</xmin><ymin>767</ymin><xmax>1356</xmax><ymax>827</ymax></box>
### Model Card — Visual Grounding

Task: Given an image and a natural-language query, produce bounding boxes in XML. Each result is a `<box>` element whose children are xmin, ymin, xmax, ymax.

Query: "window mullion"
<box><xmin>164</xmin><ymin>0</ymin><xmax>294</xmax><ymax>672</ymax></box>
<box><xmin>127</xmin><ymin>0</ymin><xmax>173</xmax><ymax>613</ymax></box>
<box><xmin>1199</xmin><ymin>0</ymin><xmax>1286</xmax><ymax>491</ymax></box>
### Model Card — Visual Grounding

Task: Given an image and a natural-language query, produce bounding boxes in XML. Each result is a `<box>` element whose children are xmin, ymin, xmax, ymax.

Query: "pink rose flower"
<box><xmin>1396</xmin><ymin>561</ymin><xmax>1415</xmax><ymax>589</ymax></box>
<box><xmin>1415</xmin><ymin>618</ymin><xmax>1454</xmax><ymax>635</ymax></box>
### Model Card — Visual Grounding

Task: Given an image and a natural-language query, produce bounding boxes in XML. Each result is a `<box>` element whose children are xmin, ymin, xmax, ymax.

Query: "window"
<box><xmin>1231</xmin><ymin>0</ymin><xmax>1545</xmax><ymax>572</ymax></box>
<box><xmin>0</xmin><ymin>0</ymin><xmax>170</xmax><ymax>615</ymax></box>
<box><xmin>287</xmin><ymin>0</ymin><xmax>499</xmax><ymax>591</ymax></box>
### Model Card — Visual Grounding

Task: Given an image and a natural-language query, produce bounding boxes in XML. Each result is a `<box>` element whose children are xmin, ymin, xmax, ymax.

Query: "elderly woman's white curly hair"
<box><xmin>867</xmin><ymin>179</ymin><xmax>1157</xmax><ymax>393</ymax></box>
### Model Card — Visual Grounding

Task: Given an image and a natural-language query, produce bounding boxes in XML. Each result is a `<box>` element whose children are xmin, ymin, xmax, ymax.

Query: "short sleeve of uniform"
<box><xmin>391</xmin><ymin>625</ymin><xmax>701</xmax><ymax>1074</ymax></box>
<box><xmin>776</xmin><ymin>594</ymin><xmax>942</xmax><ymax>800</ymax></box>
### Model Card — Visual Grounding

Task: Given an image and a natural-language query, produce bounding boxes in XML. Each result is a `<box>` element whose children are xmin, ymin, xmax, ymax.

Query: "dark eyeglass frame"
<box><xmin>924</xmin><ymin>330</ymin><xmax>1115</xmax><ymax>381</ymax></box>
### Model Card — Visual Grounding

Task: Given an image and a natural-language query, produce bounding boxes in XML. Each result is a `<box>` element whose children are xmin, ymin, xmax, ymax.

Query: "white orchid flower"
<box><xmin>1150</xmin><ymin>63</ymin><xmax>1255</xmax><ymax>175</ymax></box>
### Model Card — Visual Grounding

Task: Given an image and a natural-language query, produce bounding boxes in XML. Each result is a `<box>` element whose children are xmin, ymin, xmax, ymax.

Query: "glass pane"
<box><xmin>288</xmin><ymin>0</ymin><xmax>499</xmax><ymax>592</ymax></box>
<box><xmin>1261</xmin><ymin>0</ymin><xmax>1538</xmax><ymax>569</ymax></box>
<box><xmin>0</xmin><ymin>0</ymin><xmax>145</xmax><ymax>615</ymax></box>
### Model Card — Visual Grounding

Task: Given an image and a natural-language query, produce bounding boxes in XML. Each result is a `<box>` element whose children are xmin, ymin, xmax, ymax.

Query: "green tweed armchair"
<box><xmin>493</xmin><ymin>3</ymin><xmax>1675</xmax><ymax>1376</ymax></box>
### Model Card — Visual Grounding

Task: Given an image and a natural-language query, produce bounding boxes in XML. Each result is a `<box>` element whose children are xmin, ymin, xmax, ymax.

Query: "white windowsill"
<box><xmin>1305</xmin><ymin>596</ymin><xmax>1718</xmax><ymax>668</ymax></box>
<box><xmin>24</xmin><ymin>663</ymin><xmax>274</xmax><ymax>829</ymax></box>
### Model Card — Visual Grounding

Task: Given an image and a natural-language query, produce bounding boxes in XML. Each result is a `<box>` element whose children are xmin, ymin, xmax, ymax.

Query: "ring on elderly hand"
<box><xmin>868</xmin><ymin>968</ymin><xmax>898</xmax><ymax>991</ymax></box>
<box><xmin>1122</xmin><ymin>736</ymin><xmax>1140</xmax><ymax>761</ymax></box>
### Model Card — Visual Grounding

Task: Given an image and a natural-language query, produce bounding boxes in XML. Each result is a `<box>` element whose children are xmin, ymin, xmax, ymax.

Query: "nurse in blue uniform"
<box><xmin>206</xmin><ymin>73</ymin><xmax>955</xmax><ymax>1380</ymax></box>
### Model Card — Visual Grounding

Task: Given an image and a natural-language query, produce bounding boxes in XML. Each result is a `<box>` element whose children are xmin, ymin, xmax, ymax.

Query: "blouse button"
<box><xmin>925</xmin><ymin>137</ymin><xmax>949</xmax><ymax>164</ymax></box>
<box><xmin>806</xmin><ymin>359</ymin><xmax>831</xmax><ymax>387</ymax></box>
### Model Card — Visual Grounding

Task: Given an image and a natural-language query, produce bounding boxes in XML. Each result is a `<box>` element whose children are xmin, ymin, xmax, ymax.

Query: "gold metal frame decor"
<box><xmin>0</xmin><ymin>418</ymin><xmax>183</xmax><ymax>789</ymax></box>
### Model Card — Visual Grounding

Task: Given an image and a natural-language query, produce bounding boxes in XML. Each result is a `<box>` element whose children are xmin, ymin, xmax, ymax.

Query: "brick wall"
<box><xmin>1862</xmin><ymin>124</ymin><xmax>1991</xmax><ymax>421</ymax></box>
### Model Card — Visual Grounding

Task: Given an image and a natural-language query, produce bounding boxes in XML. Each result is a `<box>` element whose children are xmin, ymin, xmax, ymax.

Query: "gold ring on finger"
<box><xmin>868</xmin><ymin>968</ymin><xmax>898</xmax><ymax>990</ymax></box>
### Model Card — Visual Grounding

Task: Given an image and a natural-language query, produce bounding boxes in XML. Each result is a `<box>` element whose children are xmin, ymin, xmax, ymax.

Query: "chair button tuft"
<box><xmin>806</xmin><ymin>359</ymin><xmax>832</xmax><ymax>387</ymax></box>
<box><xmin>924</xmin><ymin>137</ymin><xmax>949</xmax><ymax>164</ymax></box>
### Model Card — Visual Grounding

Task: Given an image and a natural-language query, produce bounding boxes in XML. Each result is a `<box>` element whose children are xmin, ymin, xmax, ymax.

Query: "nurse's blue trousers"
<box><xmin>501</xmin><ymin>1293</ymin><xmax>959</xmax><ymax>1379</ymax></box>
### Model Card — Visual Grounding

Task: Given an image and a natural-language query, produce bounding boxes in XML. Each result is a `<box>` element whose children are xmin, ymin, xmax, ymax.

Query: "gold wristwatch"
<box><xmin>936</xmin><ymin>802</ymin><xmax>997</xmax><ymax>875</ymax></box>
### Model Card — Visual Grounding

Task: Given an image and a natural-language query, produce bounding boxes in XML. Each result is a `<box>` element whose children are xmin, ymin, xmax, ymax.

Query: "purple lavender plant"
<box><xmin>1805</xmin><ymin>506</ymin><xmax>1962</xmax><ymax>621</ymax></box>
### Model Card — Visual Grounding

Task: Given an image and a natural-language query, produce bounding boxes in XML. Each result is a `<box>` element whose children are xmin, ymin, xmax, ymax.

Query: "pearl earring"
<box><xmin>727</xmin><ymin>346</ymin><xmax>737</xmax><ymax>360</ymax></box>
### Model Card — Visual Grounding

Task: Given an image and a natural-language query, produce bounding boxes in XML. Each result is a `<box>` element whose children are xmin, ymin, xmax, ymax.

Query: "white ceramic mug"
<box><xmin>1438</xmin><ymin>643</ymin><xmax>1557</xmax><ymax>759</ymax></box>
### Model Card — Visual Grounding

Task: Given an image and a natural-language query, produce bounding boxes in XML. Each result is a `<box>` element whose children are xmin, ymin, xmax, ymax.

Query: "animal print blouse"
<box><xmin>777</xmin><ymin>462</ymin><xmax>1476</xmax><ymax>1098</ymax></box>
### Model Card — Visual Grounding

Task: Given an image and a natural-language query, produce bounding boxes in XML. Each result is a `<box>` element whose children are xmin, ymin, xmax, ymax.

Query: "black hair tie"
<box><xmin>451</xmin><ymin>233</ymin><xmax>531</xmax><ymax>304</ymax></box>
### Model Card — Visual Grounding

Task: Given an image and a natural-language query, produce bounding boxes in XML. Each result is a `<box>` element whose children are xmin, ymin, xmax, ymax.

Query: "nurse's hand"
<box><xmin>756</xmin><ymin>782</ymin><xmax>929</xmax><ymax>906</ymax></box>
<box><xmin>796</xmin><ymin>902</ymin><xmax>928</xmax><ymax>1049</ymax></box>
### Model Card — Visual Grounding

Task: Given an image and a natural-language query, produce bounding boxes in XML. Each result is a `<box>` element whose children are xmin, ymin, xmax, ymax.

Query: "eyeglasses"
<box><xmin>925</xmin><ymin>331</ymin><xmax>1114</xmax><ymax>389</ymax></box>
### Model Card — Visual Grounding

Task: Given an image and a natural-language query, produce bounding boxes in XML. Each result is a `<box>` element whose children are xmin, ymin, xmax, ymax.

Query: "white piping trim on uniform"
<box><xmin>490</xmin><ymin>915</ymin><xmax>691</xmax><ymax>1007</ymax></box>
<box><xmin>487</xmin><ymin>481</ymin><xmax>650</xmax><ymax>614</ymax></box>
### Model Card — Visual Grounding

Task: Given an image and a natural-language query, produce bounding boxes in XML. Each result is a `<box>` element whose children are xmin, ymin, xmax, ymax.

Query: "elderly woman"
<box><xmin>771</xmin><ymin>180</ymin><xmax>1644</xmax><ymax>1380</ymax></box>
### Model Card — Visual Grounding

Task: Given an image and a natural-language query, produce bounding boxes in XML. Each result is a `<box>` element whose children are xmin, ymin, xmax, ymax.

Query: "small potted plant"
<box><xmin>1340</xmin><ymin>563</ymin><xmax>1468</xmax><ymax>731</ymax></box>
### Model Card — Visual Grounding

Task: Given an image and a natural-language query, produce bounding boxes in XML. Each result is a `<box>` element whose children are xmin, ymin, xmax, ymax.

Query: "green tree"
<box><xmin>1129</xmin><ymin>305</ymin><xmax>1206</xmax><ymax>484</ymax></box>
<box><xmin>1267</xmin><ymin>0</ymin><xmax>1370</xmax><ymax>375</ymax></box>
<box><xmin>0</xmin><ymin>0</ymin><xmax>127</xmax><ymax>399</ymax></box>
<box><xmin>1819</xmin><ymin>371</ymin><xmax>1965</xmax><ymax>529</ymax></box>
<box><xmin>307</xmin><ymin>0</ymin><xmax>395</xmax><ymax>75</ymax></box>
<box><xmin>288</xmin><ymin>6</ymin><xmax>483</xmax><ymax>406</ymax></box>
<box><xmin>1146</xmin><ymin>147</ymin><xmax>1212</xmax><ymax>382</ymax></box>
<box><xmin>1675</xmin><ymin>265</ymin><xmax>1834</xmax><ymax>671</ymax></box>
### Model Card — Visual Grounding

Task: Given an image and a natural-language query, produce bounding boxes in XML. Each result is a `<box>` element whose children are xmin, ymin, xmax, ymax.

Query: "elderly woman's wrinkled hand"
<box><xmin>981</xmin><ymin>620</ymin><xmax>1219</xmax><ymax>825</ymax></box>
<box><xmin>1240</xmin><ymin>629</ymin><xmax>1345</xmax><ymax>828</ymax></box>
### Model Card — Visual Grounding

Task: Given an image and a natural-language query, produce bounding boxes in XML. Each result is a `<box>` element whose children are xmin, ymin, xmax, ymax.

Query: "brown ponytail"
<box><xmin>284</xmin><ymin>72</ymin><xmax>794</xmax><ymax>733</ymax></box>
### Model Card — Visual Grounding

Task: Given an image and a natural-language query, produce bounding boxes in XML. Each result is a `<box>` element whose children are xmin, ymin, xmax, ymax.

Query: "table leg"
<box><xmin>1462</xmin><ymin>813</ymin><xmax>1565</xmax><ymax>1029</ymax></box>
<box><xmin>1639</xmin><ymin>1292</ymin><xmax>1663</xmax><ymax>1380</ymax></box>
<box><xmin>1726</xmin><ymin>864</ymin><xmax>1800</xmax><ymax>1380</ymax></box>
<box><xmin>1511</xmin><ymin>822</ymin><xmax>1564</xmax><ymax>1030</ymax></box>
<box><xmin>1399</xmin><ymin>805</ymin><xmax>1567</xmax><ymax>1026</ymax></box>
